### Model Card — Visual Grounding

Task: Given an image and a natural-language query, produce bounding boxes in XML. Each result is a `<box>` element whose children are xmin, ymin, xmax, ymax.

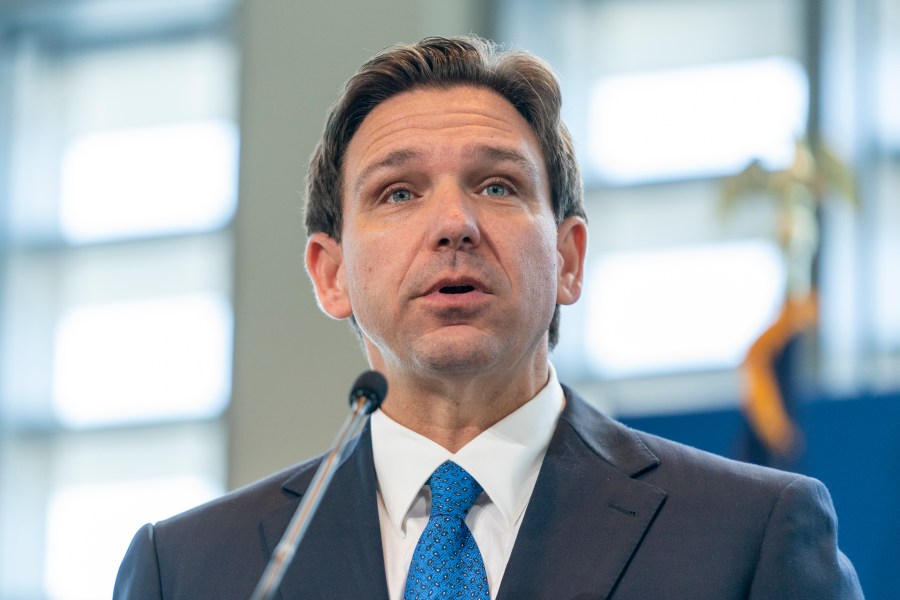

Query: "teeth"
<box><xmin>440</xmin><ymin>285</ymin><xmax>474</xmax><ymax>294</ymax></box>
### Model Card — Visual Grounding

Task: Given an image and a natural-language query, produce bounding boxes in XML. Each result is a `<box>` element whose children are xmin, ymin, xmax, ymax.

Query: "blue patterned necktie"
<box><xmin>403</xmin><ymin>461</ymin><xmax>490</xmax><ymax>599</ymax></box>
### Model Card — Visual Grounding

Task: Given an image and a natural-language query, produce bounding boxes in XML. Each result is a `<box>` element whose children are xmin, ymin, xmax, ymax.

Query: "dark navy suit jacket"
<box><xmin>114</xmin><ymin>388</ymin><xmax>863</xmax><ymax>599</ymax></box>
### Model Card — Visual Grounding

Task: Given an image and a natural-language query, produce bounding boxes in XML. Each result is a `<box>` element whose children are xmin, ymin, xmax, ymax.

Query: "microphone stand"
<box><xmin>249</xmin><ymin>372</ymin><xmax>386</xmax><ymax>600</ymax></box>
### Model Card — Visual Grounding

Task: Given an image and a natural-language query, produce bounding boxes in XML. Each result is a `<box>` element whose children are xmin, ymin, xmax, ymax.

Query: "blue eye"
<box><xmin>484</xmin><ymin>183</ymin><xmax>508</xmax><ymax>197</ymax></box>
<box><xmin>390</xmin><ymin>189</ymin><xmax>412</xmax><ymax>202</ymax></box>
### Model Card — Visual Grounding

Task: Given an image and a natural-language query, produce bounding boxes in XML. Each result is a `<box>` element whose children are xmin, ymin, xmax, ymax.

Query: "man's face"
<box><xmin>307</xmin><ymin>85</ymin><xmax>585</xmax><ymax>381</ymax></box>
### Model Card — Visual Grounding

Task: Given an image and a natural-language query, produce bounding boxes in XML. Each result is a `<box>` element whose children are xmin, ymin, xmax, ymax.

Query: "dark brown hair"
<box><xmin>305</xmin><ymin>35</ymin><xmax>585</xmax><ymax>348</ymax></box>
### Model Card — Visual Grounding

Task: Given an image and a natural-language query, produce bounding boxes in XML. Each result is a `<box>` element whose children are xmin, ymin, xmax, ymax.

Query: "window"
<box><xmin>588</xmin><ymin>58</ymin><xmax>807</xmax><ymax>184</ymax></box>
<box><xmin>0</xmin><ymin>2</ymin><xmax>238</xmax><ymax>597</ymax></box>
<box><xmin>585</xmin><ymin>239</ymin><xmax>785</xmax><ymax>377</ymax></box>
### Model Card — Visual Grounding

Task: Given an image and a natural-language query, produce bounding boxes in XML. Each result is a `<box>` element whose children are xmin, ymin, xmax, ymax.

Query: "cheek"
<box><xmin>342</xmin><ymin>235</ymin><xmax>403</xmax><ymax>305</ymax></box>
<box><xmin>532</xmin><ymin>219</ymin><xmax>559</xmax><ymax>266</ymax></box>
<box><xmin>509</xmin><ymin>222</ymin><xmax>558</xmax><ymax>293</ymax></box>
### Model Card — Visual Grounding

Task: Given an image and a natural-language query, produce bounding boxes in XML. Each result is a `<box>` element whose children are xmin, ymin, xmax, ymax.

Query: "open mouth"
<box><xmin>439</xmin><ymin>285</ymin><xmax>476</xmax><ymax>294</ymax></box>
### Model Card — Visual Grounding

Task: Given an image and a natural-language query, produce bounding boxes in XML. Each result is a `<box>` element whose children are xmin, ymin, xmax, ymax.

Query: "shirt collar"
<box><xmin>370</xmin><ymin>363</ymin><xmax>564</xmax><ymax>534</ymax></box>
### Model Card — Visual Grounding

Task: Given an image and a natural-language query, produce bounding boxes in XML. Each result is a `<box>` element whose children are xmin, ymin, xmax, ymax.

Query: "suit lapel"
<box><xmin>496</xmin><ymin>390</ymin><xmax>667</xmax><ymax>600</ymax></box>
<box><xmin>259</xmin><ymin>425</ymin><xmax>390</xmax><ymax>600</ymax></box>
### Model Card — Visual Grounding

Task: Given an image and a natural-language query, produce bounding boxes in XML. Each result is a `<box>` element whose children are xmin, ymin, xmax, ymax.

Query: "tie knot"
<box><xmin>428</xmin><ymin>461</ymin><xmax>483</xmax><ymax>519</ymax></box>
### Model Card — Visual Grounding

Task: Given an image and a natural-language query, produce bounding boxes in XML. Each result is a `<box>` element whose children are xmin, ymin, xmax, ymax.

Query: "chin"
<box><xmin>411</xmin><ymin>336</ymin><xmax>504</xmax><ymax>376</ymax></box>
<box><xmin>416</xmin><ymin>355</ymin><xmax>495</xmax><ymax>376</ymax></box>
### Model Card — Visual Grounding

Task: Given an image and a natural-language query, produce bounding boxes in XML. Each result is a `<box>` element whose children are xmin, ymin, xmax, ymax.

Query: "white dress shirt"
<box><xmin>370</xmin><ymin>364</ymin><xmax>565</xmax><ymax>600</ymax></box>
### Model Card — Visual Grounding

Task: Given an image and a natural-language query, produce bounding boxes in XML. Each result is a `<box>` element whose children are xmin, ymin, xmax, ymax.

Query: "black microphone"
<box><xmin>349</xmin><ymin>370</ymin><xmax>388</xmax><ymax>414</ymax></box>
<box><xmin>249</xmin><ymin>370</ymin><xmax>388</xmax><ymax>600</ymax></box>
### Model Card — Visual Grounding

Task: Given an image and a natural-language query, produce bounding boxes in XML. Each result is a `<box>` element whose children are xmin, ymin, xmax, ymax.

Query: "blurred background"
<box><xmin>0</xmin><ymin>0</ymin><xmax>896</xmax><ymax>598</ymax></box>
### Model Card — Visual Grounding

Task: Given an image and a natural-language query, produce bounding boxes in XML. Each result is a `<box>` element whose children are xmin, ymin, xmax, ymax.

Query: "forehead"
<box><xmin>342</xmin><ymin>85</ymin><xmax>546</xmax><ymax>182</ymax></box>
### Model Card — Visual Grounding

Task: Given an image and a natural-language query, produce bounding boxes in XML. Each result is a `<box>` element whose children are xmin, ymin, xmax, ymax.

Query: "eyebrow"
<box><xmin>470</xmin><ymin>145</ymin><xmax>542</xmax><ymax>181</ymax></box>
<box><xmin>353</xmin><ymin>149</ymin><xmax>422</xmax><ymax>194</ymax></box>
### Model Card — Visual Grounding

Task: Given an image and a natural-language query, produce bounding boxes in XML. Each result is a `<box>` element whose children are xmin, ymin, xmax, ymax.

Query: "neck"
<box><xmin>374</xmin><ymin>360</ymin><xmax>550</xmax><ymax>453</ymax></box>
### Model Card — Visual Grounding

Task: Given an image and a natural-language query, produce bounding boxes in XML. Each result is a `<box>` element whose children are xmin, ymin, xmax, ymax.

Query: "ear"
<box><xmin>305</xmin><ymin>232</ymin><xmax>353</xmax><ymax>319</ymax></box>
<box><xmin>556</xmin><ymin>216</ymin><xmax>588</xmax><ymax>306</ymax></box>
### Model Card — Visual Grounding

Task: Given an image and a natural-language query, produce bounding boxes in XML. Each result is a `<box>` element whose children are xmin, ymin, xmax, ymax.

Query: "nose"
<box><xmin>430</xmin><ymin>185</ymin><xmax>481</xmax><ymax>251</ymax></box>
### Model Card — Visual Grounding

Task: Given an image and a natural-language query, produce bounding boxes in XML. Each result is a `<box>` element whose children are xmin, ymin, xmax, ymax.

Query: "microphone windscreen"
<box><xmin>349</xmin><ymin>370</ymin><xmax>388</xmax><ymax>412</ymax></box>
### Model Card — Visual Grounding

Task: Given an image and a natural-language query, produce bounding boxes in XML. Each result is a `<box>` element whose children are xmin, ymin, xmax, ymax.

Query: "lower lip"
<box><xmin>419</xmin><ymin>289</ymin><xmax>491</xmax><ymax>311</ymax></box>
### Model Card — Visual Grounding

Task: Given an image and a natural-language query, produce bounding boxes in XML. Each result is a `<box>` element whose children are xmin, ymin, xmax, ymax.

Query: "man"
<box><xmin>114</xmin><ymin>36</ymin><xmax>862</xmax><ymax>599</ymax></box>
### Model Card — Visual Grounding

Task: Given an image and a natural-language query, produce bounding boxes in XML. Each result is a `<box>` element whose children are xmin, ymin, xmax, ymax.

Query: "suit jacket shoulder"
<box><xmin>500</xmin><ymin>386</ymin><xmax>862</xmax><ymax>600</ymax></box>
<box><xmin>113</xmin><ymin>431</ymin><xmax>389</xmax><ymax>600</ymax></box>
